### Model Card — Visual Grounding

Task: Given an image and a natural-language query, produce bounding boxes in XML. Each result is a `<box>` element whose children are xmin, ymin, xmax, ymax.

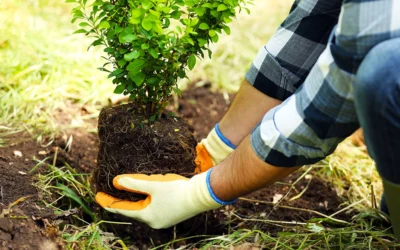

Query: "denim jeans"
<box><xmin>354</xmin><ymin>38</ymin><xmax>400</xmax><ymax>214</ymax></box>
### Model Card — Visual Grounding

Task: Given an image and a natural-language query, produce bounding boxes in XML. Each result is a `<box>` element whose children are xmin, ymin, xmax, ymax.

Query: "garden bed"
<box><xmin>0</xmin><ymin>84</ymin><xmax>354</xmax><ymax>249</ymax></box>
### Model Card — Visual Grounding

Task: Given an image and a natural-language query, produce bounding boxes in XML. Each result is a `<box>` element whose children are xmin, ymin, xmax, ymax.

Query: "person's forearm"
<box><xmin>219</xmin><ymin>80</ymin><xmax>281</xmax><ymax>146</ymax></box>
<box><xmin>210</xmin><ymin>135</ymin><xmax>300</xmax><ymax>201</ymax></box>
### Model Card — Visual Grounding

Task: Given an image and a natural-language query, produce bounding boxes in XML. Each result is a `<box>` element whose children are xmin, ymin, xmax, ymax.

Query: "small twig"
<box><xmin>239</xmin><ymin>197</ymin><xmax>349</xmax><ymax>224</ymax></box>
<box><xmin>370</xmin><ymin>184</ymin><xmax>378</xmax><ymax>210</ymax></box>
<box><xmin>231</xmin><ymin>212</ymin><xmax>307</xmax><ymax>226</ymax></box>
<box><xmin>0</xmin><ymin>186</ymin><xmax>3</xmax><ymax>204</ymax></box>
<box><xmin>0</xmin><ymin>195</ymin><xmax>33</xmax><ymax>218</ymax></box>
<box><xmin>275</xmin><ymin>167</ymin><xmax>313</xmax><ymax>208</ymax></box>
<box><xmin>52</xmin><ymin>146</ymin><xmax>58</xmax><ymax>168</ymax></box>
<box><xmin>329</xmin><ymin>198</ymin><xmax>367</xmax><ymax>218</ymax></box>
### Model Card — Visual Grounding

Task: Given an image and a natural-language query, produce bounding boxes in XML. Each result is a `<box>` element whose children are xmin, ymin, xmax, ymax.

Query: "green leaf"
<box><xmin>188</xmin><ymin>54</ymin><xmax>196</xmax><ymax>70</ymax></box>
<box><xmin>142</xmin><ymin>18</ymin><xmax>153</xmax><ymax>31</ymax></box>
<box><xmin>198</xmin><ymin>23</ymin><xmax>210</xmax><ymax>30</ymax></box>
<box><xmin>73</xmin><ymin>29</ymin><xmax>87</xmax><ymax>34</ymax></box>
<box><xmin>161</xmin><ymin>7</ymin><xmax>171</xmax><ymax>13</ymax></box>
<box><xmin>186</xmin><ymin>0</ymin><xmax>195</xmax><ymax>7</ymax></box>
<box><xmin>223</xmin><ymin>0</ymin><xmax>234</xmax><ymax>6</ymax></box>
<box><xmin>170</xmin><ymin>11</ymin><xmax>182</xmax><ymax>19</ymax></box>
<box><xmin>178</xmin><ymin>70</ymin><xmax>186</xmax><ymax>78</ymax></box>
<box><xmin>98</xmin><ymin>21</ymin><xmax>110</xmax><ymax>29</ymax></box>
<box><xmin>130</xmin><ymin>18</ymin><xmax>141</xmax><ymax>24</ymax></box>
<box><xmin>119</xmin><ymin>33</ymin><xmax>137</xmax><ymax>43</ymax></box>
<box><xmin>142</xmin><ymin>0</ymin><xmax>152</xmax><ymax>10</ymax></box>
<box><xmin>129</xmin><ymin>72</ymin><xmax>145</xmax><ymax>86</ymax></box>
<box><xmin>149</xmin><ymin>114</ymin><xmax>156</xmax><ymax>122</ymax></box>
<box><xmin>149</xmin><ymin>10</ymin><xmax>160</xmax><ymax>18</ymax></box>
<box><xmin>211</xmin><ymin>33</ymin><xmax>219</xmax><ymax>42</ymax></box>
<box><xmin>209</xmin><ymin>29</ymin><xmax>216</xmax><ymax>37</ymax></box>
<box><xmin>164</xmin><ymin>18</ymin><xmax>171</xmax><ymax>28</ymax></box>
<box><xmin>223</xmin><ymin>16</ymin><xmax>232</xmax><ymax>23</ymax></box>
<box><xmin>109</xmin><ymin>68</ymin><xmax>124</xmax><ymax>78</ymax></box>
<box><xmin>147</xmin><ymin>77</ymin><xmax>160</xmax><ymax>86</ymax></box>
<box><xmin>141</xmin><ymin>43</ymin><xmax>150</xmax><ymax>49</ymax></box>
<box><xmin>173</xmin><ymin>88</ymin><xmax>182</xmax><ymax>96</ymax></box>
<box><xmin>127</xmin><ymin>83</ymin><xmax>134</xmax><ymax>91</ymax></box>
<box><xmin>124</xmin><ymin>51</ymin><xmax>141</xmax><ymax>61</ymax></box>
<box><xmin>194</xmin><ymin>7</ymin><xmax>206</xmax><ymax>16</ymax></box>
<box><xmin>127</xmin><ymin>59</ymin><xmax>146</xmax><ymax>74</ymax></box>
<box><xmin>79</xmin><ymin>22</ymin><xmax>90</xmax><ymax>27</ymax></box>
<box><xmin>131</xmin><ymin>9</ymin><xmax>142</xmax><ymax>18</ymax></box>
<box><xmin>115</xmin><ymin>25</ymin><xmax>124</xmax><ymax>33</ymax></box>
<box><xmin>118</xmin><ymin>59</ymin><xmax>127</xmax><ymax>67</ymax></box>
<box><xmin>222</xmin><ymin>25</ymin><xmax>231</xmax><ymax>35</ymax></box>
<box><xmin>191</xmin><ymin>18</ymin><xmax>199</xmax><ymax>26</ymax></box>
<box><xmin>210</xmin><ymin>10</ymin><xmax>218</xmax><ymax>17</ymax></box>
<box><xmin>217</xmin><ymin>4</ymin><xmax>228</xmax><ymax>11</ymax></box>
<box><xmin>202</xmin><ymin>3</ymin><xmax>213</xmax><ymax>8</ymax></box>
<box><xmin>114</xmin><ymin>84</ymin><xmax>125</xmax><ymax>94</ymax></box>
<box><xmin>56</xmin><ymin>184</ymin><xmax>95</xmax><ymax>220</ymax></box>
<box><xmin>198</xmin><ymin>38</ymin><xmax>207</xmax><ymax>47</ymax></box>
<box><xmin>149</xmin><ymin>48</ymin><xmax>158</xmax><ymax>59</ymax></box>
<box><xmin>104</xmin><ymin>47</ymin><xmax>114</xmax><ymax>53</ymax></box>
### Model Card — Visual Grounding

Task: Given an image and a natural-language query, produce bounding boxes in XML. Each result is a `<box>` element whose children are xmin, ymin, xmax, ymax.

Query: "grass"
<box><xmin>1</xmin><ymin>0</ymin><xmax>398</xmax><ymax>249</ymax></box>
<box><xmin>0</xmin><ymin>0</ymin><xmax>112</xmax><ymax>141</ymax></box>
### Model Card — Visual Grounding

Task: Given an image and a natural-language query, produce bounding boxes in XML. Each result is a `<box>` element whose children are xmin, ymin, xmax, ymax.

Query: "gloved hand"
<box><xmin>95</xmin><ymin>170</ymin><xmax>236</xmax><ymax>229</ymax></box>
<box><xmin>195</xmin><ymin>124</ymin><xmax>236</xmax><ymax>174</ymax></box>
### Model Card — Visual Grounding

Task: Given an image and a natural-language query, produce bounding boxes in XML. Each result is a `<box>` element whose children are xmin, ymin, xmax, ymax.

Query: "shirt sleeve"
<box><xmin>245</xmin><ymin>0</ymin><xmax>342</xmax><ymax>101</ymax></box>
<box><xmin>250</xmin><ymin>0</ymin><xmax>400</xmax><ymax>167</ymax></box>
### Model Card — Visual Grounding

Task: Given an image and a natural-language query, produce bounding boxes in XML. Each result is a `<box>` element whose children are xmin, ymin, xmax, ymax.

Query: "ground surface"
<box><xmin>0</xmin><ymin>85</ymin><xmax>355</xmax><ymax>249</ymax></box>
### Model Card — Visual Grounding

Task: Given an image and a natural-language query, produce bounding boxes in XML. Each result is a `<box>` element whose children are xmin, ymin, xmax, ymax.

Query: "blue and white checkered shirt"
<box><xmin>247</xmin><ymin>0</ymin><xmax>400</xmax><ymax>167</ymax></box>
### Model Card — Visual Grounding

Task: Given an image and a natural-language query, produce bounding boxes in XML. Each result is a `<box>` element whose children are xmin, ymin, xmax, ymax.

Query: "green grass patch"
<box><xmin>0</xmin><ymin>0</ymin><xmax>113</xmax><ymax>140</ymax></box>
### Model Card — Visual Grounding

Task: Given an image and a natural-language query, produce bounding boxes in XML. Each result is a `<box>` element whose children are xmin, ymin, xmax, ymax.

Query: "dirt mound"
<box><xmin>0</xmin><ymin>206</ymin><xmax>63</xmax><ymax>250</ymax></box>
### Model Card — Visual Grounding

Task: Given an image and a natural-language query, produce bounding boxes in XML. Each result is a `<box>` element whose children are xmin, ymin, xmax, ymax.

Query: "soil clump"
<box><xmin>95</xmin><ymin>103</ymin><xmax>197</xmax><ymax>201</ymax></box>
<box><xmin>94</xmin><ymin>103</ymin><xmax>219</xmax><ymax>245</ymax></box>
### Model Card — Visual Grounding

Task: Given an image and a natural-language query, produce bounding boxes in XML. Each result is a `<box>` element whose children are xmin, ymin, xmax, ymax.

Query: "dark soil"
<box><xmin>0</xmin><ymin>84</ymin><xmax>357</xmax><ymax>249</ymax></box>
<box><xmin>172</xmin><ymin>82</ymin><xmax>235</xmax><ymax>140</ymax></box>
<box><xmin>0</xmin><ymin>136</ymin><xmax>65</xmax><ymax>250</ymax></box>
<box><xmin>0</xmin><ymin>207</ymin><xmax>62</xmax><ymax>250</ymax></box>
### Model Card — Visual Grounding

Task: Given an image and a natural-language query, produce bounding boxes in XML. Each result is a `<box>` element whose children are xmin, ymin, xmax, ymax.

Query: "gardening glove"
<box><xmin>195</xmin><ymin>123</ymin><xmax>236</xmax><ymax>174</ymax></box>
<box><xmin>95</xmin><ymin>169</ymin><xmax>236</xmax><ymax>229</ymax></box>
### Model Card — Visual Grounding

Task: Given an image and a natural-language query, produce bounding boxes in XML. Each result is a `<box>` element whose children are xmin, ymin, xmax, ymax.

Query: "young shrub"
<box><xmin>69</xmin><ymin>0</ymin><xmax>249</xmax><ymax>117</ymax></box>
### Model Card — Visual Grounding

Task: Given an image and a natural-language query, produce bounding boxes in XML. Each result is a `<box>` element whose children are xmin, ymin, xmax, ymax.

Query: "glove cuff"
<box><xmin>215</xmin><ymin>124</ymin><xmax>236</xmax><ymax>149</ymax></box>
<box><xmin>201</xmin><ymin>124</ymin><xmax>235</xmax><ymax>165</ymax></box>
<box><xmin>206</xmin><ymin>169</ymin><xmax>237</xmax><ymax>205</ymax></box>
<box><xmin>189</xmin><ymin>170</ymin><xmax>237</xmax><ymax>213</ymax></box>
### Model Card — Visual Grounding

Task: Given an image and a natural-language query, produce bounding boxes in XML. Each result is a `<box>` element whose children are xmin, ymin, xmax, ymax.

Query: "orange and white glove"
<box><xmin>195</xmin><ymin>124</ymin><xmax>236</xmax><ymax>174</ymax></box>
<box><xmin>95</xmin><ymin>170</ymin><xmax>236</xmax><ymax>229</ymax></box>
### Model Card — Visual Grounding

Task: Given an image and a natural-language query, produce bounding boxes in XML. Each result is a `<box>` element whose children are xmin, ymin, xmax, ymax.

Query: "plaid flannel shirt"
<box><xmin>247</xmin><ymin>0</ymin><xmax>400</xmax><ymax>167</ymax></box>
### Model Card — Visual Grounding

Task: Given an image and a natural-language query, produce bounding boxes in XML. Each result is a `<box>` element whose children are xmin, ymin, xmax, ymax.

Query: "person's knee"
<box><xmin>355</xmin><ymin>38</ymin><xmax>400</xmax><ymax>107</ymax></box>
